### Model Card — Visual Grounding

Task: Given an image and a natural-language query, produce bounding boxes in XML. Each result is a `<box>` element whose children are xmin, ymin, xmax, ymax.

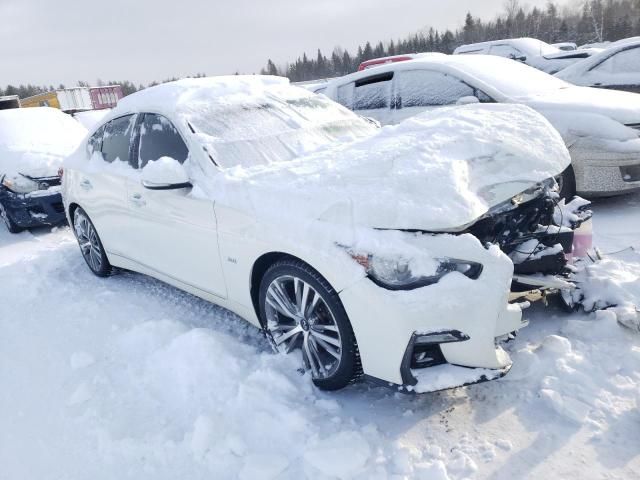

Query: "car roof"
<box><xmin>325</xmin><ymin>54</ymin><xmax>516</xmax><ymax>88</ymax></box>
<box><xmin>455</xmin><ymin>37</ymin><xmax>555</xmax><ymax>55</ymax></box>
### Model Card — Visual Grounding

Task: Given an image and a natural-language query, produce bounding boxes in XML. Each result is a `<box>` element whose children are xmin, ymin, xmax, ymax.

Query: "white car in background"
<box><xmin>322</xmin><ymin>55</ymin><xmax>640</xmax><ymax>198</ymax></box>
<box><xmin>454</xmin><ymin>38</ymin><xmax>597</xmax><ymax>74</ymax></box>
<box><xmin>552</xmin><ymin>42</ymin><xmax>578</xmax><ymax>51</ymax></box>
<box><xmin>61</xmin><ymin>77</ymin><xmax>570</xmax><ymax>392</ymax></box>
<box><xmin>556</xmin><ymin>38</ymin><xmax>640</xmax><ymax>93</ymax></box>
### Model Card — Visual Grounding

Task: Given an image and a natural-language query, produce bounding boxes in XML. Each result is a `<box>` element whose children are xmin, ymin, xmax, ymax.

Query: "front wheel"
<box><xmin>0</xmin><ymin>201</ymin><xmax>23</xmax><ymax>234</ymax></box>
<box><xmin>259</xmin><ymin>259</ymin><xmax>359</xmax><ymax>391</ymax></box>
<box><xmin>72</xmin><ymin>207</ymin><xmax>112</xmax><ymax>277</ymax></box>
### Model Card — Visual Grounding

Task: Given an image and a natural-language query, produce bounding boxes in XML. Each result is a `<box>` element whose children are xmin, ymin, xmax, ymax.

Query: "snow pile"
<box><xmin>0</xmin><ymin>107</ymin><xmax>86</xmax><ymax>177</ymax></box>
<box><xmin>141</xmin><ymin>157</ymin><xmax>190</xmax><ymax>185</ymax></box>
<box><xmin>2</xmin><ymin>192</ymin><xmax>640</xmax><ymax>478</ymax></box>
<box><xmin>505</xmin><ymin>312</ymin><xmax>639</xmax><ymax>429</ymax></box>
<box><xmin>208</xmin><ymin>104</ymin><xmax>569</xmax><ymax>231</ymax></box>
<box><xmin>568</xmin><ymin>248</ymin><xmax>640</xmax><ymax>332</ymax></box>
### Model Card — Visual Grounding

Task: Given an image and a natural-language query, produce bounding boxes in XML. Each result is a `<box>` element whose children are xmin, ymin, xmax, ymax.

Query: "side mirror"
<box><xmin>516</xmin><ymin>55</ymin><xmax>527</xmax><ymax>62</ymax></box>
<box><xmin>456</xmin><ymin>96</ymin><xmax>480</xmax><ymax>106</ymax></box>
<box><xmin>141</xmin><ymin>157</ymin><xmax>192</xmax><ymax>190</ymax></box>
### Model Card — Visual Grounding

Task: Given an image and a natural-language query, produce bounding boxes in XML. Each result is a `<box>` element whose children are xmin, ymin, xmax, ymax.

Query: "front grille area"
<box><xmin>620</xmin><ymin>165</ymin><xmax>640</xmax><ymax>182</ymax></box>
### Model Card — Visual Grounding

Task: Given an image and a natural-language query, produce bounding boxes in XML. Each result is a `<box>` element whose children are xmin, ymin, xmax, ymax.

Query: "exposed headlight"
<box><xmin>351</xmin><ymin>253</ymin><xmax>483</xmax><ymax>291</ymax></box>
<box><xmin>1</xmin><ymin>175</ymin><xmax>40</xmax><ymax>194</ymax></box>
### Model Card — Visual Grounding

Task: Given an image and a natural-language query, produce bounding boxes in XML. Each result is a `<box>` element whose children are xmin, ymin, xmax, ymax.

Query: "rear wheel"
<box><xmin>259</xmin><ymin>259</ymin><xmax>359</xmax><ymax>391</ymax></box>
<box><xmin>557</xmin><ymin>165</ymin><xmax>577</xmax><ymax>200</ymax></box>
<box><xmin>73</xmin><ymin>207</ymin><xmax>112</xmax><ymax>277</ymax></box>
<box><xmin>0</xmin><ymin>201</ymin><xmax>23</xmax><ymax>234</ymax></box>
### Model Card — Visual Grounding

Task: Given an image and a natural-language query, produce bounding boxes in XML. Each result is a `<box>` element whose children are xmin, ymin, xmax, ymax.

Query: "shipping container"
<box><xmin>89</xmin><ymin>85</ymin><xmax>123</xmax><ymax>109</ymax></box>
<box><xmin>0</xmin><ymin>95</ymin><xmax>20</xmax><ymax>110</ymax></box>
<box><xmin>20</xmin><ymin>85</ymin><xmax>121</xmax><ymax>113</ymax></box>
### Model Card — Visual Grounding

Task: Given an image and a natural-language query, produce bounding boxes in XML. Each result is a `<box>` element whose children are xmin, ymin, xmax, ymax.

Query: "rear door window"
<box><xmin>353</xmin><ymin>72</ymin><xmax>393</xmax><ymax>110</ymax></box>
<box><xmin>593</xmin><ymin>46</ymin><xmax>640</xmax><ymax>74</ymax></box>
<box><xmin>397</xmin><ymin>70</ymin><xmax>475</xmax><ymax>107</ymax></box>
<box><xmin>101</xmin><ymin>115</ymin><xmax>136</xmax><ymax>163</ymax></box>
<box><xmin>138</xmin><ymin>113</ymin><xmax>189</xmax><ymax>169</ymax></box>
<box><xmin>489</xmin><ymin>44</ymin><xmax>524</xmax><ymax>60</ymax></box>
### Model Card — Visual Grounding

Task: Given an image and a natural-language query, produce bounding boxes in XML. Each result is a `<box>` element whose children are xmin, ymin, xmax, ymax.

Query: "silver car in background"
<box><xmin>322</xmin><ymin>54</ymin><xmax>640</xmax><ymax>198</ymax></box>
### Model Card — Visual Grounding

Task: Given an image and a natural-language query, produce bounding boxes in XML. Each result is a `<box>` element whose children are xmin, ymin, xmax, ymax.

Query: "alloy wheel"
<box><xmin>264</xmin><ymin>275</ymin><xmax>343</xmax><ymax>379</ymax></box>
<box><xmin>73</xmin><ymin>210</ymin><xmax>103</xmax><ymax>273</ymax></box>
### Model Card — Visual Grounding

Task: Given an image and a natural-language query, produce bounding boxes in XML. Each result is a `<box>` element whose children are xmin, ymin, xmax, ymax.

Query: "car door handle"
<box><xmin>130</xmin><ymin>193</ymin><xmax>146</xmax><ymax>207</ymax></box>
<box><xmin>80</xmin><ymin>179</ymin><xmax>93</xmax><ymax>190</ymax></box>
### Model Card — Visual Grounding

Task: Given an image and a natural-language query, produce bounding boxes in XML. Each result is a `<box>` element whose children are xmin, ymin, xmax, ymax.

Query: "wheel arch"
<box><xmin>249</xmin><ymin>251</ymin><xmax>300</xmax><ymax>327</ymax></box>
<box><xmin>67</xmin><ymin>202</ymin><xmax>81</xmax><ymax>222</ymax></box>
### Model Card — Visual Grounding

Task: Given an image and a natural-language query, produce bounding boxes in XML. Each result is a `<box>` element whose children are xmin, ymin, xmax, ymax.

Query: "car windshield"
<box><xmin>460</xmin><ymin>57</ymin><xmax>572</xmax><ymax>97</ymax></box>
<box><xmin>186</xmin><ymin>88</ymin><xmax>376</xmax><ymax>168</ymax></box>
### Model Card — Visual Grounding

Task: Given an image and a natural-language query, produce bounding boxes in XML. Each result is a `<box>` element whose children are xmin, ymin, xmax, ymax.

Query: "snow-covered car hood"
<box><xmin>521</xmin><ymin>86</ymin><xmax>640</xmax><ymax>125</ymax></box>
<box><xmin>216</xmin><ymin>104</ymin><xmax>570</xmax><ymax>232</ymax></box>
<box><xmin>0</xmin><ymin>108</ymin><xmax>87</xmax><ymax>179</ymax></box>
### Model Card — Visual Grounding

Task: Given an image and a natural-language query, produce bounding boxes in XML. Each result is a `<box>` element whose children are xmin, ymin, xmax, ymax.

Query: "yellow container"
<box><xmin>20</xmin><ymin>91</ymin><xmax>61</xmax><ymax>109</ymax></box>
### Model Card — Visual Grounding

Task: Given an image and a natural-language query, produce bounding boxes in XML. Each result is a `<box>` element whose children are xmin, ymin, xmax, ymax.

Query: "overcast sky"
<box><xmin>1</xmin><ymin>0</ymin><xmax>565</xmax><ymax>87</ymax></box>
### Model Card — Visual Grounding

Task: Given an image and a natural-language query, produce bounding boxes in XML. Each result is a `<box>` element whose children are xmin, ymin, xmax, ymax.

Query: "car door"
<box><xmin>393</xmin><ymin>69</ymin><xmax>485</xmax><ymax>124</ymax></box>
<box><xmin>588</xmin><ymin>46</ymin><xmax>640</xmax><ymax>93</ymax></box>
<box><xmin>73</xmin><ymin>115</ymin><xmax>135</xmax><ymax>256</ymax></box>
<box><xmin>125</xmin><ymin>112</ymin><xmax>227</xmax><ymax>298</ymax></box>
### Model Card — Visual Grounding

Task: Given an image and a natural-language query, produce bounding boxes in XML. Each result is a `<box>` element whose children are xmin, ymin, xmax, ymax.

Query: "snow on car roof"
<box><xmin>455</xmin><ymin>37</ymin><xmax>559</xmax><ymax>56</ymax></box>
<box><xmin>115</xmin><ymin>75</ymin><xmax>290</xmax><ymax>118</ymax></box>
<box><xmin>325</xmin><ymin>54</ymin><xmax>571</xmax><ymax>99</ymax></box>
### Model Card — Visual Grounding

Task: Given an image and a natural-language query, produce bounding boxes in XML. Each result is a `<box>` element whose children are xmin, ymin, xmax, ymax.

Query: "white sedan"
<box><xmin>62</xmin><ymin>77</ymin><xmax>568</xmax><ymax>392</ymax></box>
<box><xmin>453</xmin><ymin>38</ymin><xmax>596</xmax><ymax>74</ymax></box>
<box><xmin>322</xmin><ymin>55</ymin><xmax>640</xmax><ymax>198</ymax></box>
<box><xmin>556</xmin><ymin>37</ymin><xmax>640</xmax><ymax>93</ymax></box>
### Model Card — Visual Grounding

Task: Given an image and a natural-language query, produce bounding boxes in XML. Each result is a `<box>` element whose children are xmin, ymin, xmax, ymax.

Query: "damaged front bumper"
<box><xmin>466</xmin><ymin>182</ymin><xmax>593</xmax><ymax>299</ymax></box>
<box><xmin>0</xmin><ymin>186</ymin><xmax>67</xmax><ymax>228</ymax></box>
<box><xmin>339</xmin><ymin>233</ymin><xmax>526</xmax><ymax>392</ymax></box>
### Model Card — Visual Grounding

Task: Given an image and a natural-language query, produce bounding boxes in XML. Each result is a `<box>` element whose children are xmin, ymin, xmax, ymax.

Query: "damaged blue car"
<box><xmin>0</xmin><ymin>107</ymin><xmax>86</xmax><ymax>233</ymax></box>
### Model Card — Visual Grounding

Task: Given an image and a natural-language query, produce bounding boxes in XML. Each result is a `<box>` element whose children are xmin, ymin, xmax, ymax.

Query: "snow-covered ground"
<box><xmin>1</xmin><ymin>194</ymin><xmax>638</xmax><ymax>480</ymax></box>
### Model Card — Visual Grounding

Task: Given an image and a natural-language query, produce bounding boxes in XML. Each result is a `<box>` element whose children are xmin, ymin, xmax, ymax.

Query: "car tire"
<box><xmin>0</xmin><ymin>201</ymin><xmax>22</xmax><ymax>234</ymax></box>
<box><xmin>259</xmin><ymin>258</ymin><xmax>360</xmax><ymax>391</ymax></box>
<box><xmin>557</xmin><ymin>165</ymin><xmax>577</xmax><ymax>200</ymax></box>
<box><xmin>72</xmin><ymin>207</ymin><xmax>112</xmax><ymax>277</ymax></box>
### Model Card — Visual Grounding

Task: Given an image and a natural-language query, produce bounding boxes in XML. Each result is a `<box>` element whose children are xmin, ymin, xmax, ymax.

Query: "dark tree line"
<box><xmin>262</xmin><ymin>0</ymin><xmax>640</xmax><ymax>82</ymax></box>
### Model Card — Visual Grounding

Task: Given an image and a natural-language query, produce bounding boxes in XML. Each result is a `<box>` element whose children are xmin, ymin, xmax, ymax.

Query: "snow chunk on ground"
<box><xmin>303</xmin><ymin>431</ymin><xmax>371</xmax><ymax>478</ymax></box>
<box><xmin>569</xmin><ymin>248</ymin><xmax>640</xmax><ymax>331</ymax></box>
